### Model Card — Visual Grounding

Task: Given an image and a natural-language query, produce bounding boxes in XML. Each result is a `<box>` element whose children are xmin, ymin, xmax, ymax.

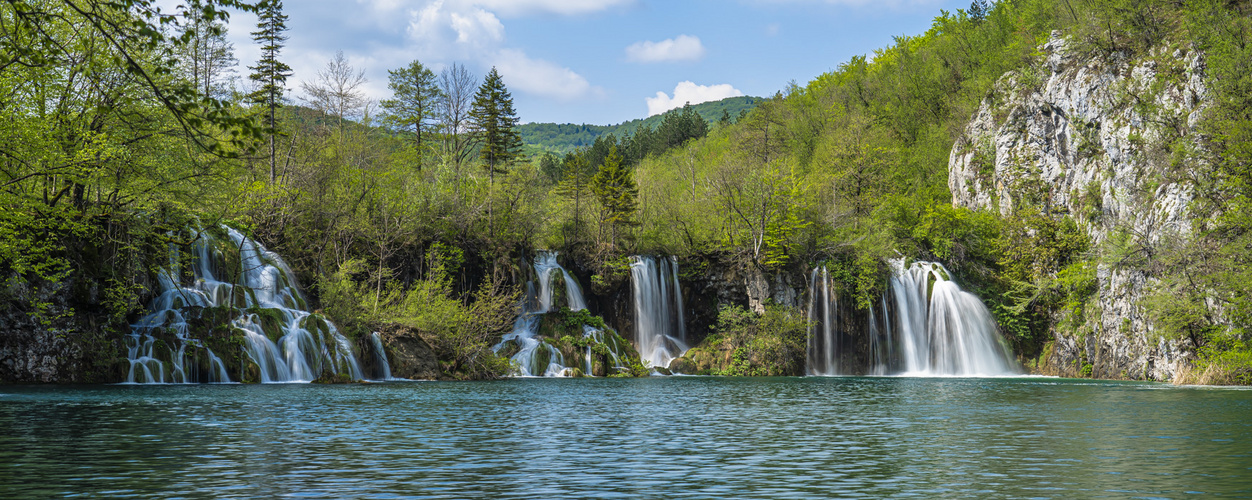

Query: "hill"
<box><xmin>518</xmin><ymin>96</ymin><xmax>760</xmax><ymax>153</ymax></box>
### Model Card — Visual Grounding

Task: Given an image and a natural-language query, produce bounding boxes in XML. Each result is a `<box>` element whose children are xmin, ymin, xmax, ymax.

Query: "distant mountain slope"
<box><xmin>519</xmin><ymin>96</ymin><xmax>761</xmax><ymax>153</ymax></box>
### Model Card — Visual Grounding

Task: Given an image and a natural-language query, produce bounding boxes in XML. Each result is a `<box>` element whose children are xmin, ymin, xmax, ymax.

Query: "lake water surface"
<box><xmin>2</xmin><ymin>377</ymin><xmax>1250</xmax><ymax>498</ymax></box>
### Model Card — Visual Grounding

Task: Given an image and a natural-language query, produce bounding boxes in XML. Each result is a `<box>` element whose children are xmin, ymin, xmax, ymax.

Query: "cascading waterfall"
<box><xmin>889</xmin><ymin>258</ymin><xmax>1016</xmax><ymax>376</ymax></box>
<box><xmin>533</xmin><ymin>252</ymin><xmax>587</xmax><ymax>312</ymax></box>
<box><xmin>126</xmin><ymin>226</ymin><xmax>364</xmax><ymax>384</ymax></box>
<box><xmin>629</xmin><ymin>256</ymin><xmax>688</xmax><ymax>370</ymax></box>
<box><xmin>494</xmin><ymin>251</ymin><xmax>587</xmax><ymax>377</ymax></box>
<box><xmin>805</xmin><ymin>258</ymin><xmax>1018</xmax><ymax>377</ymax></box>
<box><xmin>369</xmin><ymin>332</ymin><xmax>395</xmax><ymax>381</ymax></box>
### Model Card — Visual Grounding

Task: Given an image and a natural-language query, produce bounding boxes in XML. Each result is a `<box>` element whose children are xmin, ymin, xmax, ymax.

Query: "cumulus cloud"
<box><xmin>646</xmin><ymin>81</ymin><xmax>743</xmax><ymax>116</ymax></box>
<box><xmin>493</xmin><ymin>49</ymin><xmax>600</xmax><ymax>100</ymax></box>
<box><xmin>625</xmin><ymin>35</ymin><xmax>705</xmax><ymax>63</ymax></box>
<box><xmin>450</xmin><ymin>8</ymin><xmax>504</xmax><ymax>44</ymax></box>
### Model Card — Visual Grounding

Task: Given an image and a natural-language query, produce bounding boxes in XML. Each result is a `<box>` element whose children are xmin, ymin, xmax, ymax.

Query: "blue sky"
<box><xmin>223</xmin><ymin>0</ymin><xmax>971</xmax><ymax>125</ymax></box>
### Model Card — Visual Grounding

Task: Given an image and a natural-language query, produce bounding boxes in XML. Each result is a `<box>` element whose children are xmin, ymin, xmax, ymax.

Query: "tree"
<box><xmin>654</xmin><ymin>104</ymin><xmax>710</xmax><ymax>150</ymax></box>
<box><xmin>301</xmin><ymin>50</ymin><xmax>367</xmax><ymax>121</ymax></box>
<box><xmin>469</xmin><ymin>67</ymin><xmax>523</xmax><ymax>177</ymax></box>
<box><xmin>590</xmin><ymin>146</ymin><xmax>639</xmax><ymax>247</ymax></box>
<box><xmin>469</xmin><ymin>67</ymin><xmax>522</xmax><ymax>238</ymax></box>
<box><xmin>438</xmin><ymin>63</ymin><xmax>477</xmax><ymax>171</ymax></box>
<box><xmin>555</xmin><ymin>153</ymin><xmax>592</xmax><ymax>243</ymax></box>
<box><xmin>538</xmin><ymin>152</ymin><xmax>561</xmax><ymax>183</ymax></box>
<box><xmin>380</xmin><ymin>60</ymin><xmax>442</xmax><ymax>166</ymax></box>
<box><xmin>248</xmin><ymin>0</ymin><xmax>292</xmax><ymax>183</ymax></box>
<box><xmin>176</xmin><ymin>17</ymin><xmax>238</xmax><ymax>99</ymax></box>
<box><xmin>817</xmin><ymin>115</ymin><xmax>893</xmax><ymax>224</ymax></box>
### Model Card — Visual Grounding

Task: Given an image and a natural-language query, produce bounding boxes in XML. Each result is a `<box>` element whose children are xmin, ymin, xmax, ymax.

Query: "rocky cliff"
<box><xmin>948</xmin><ymin>32</ymin><xmax>1208</xmax><ymax>381</ymax></box>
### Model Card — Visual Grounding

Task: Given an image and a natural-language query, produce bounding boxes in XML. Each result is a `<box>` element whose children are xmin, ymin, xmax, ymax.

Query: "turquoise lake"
<box><xmin>2</xmin><ymin>377</ymin><xmax>1250</xmax><ymax>498</ymax></box>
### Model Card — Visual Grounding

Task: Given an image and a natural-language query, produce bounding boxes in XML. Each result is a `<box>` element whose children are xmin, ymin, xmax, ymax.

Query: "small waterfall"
<box><xmin>494</xmin><ymin>251</ymin><xmax>632</xmax><ymax>377</ymax></box>
<box><xmin>498</xmin><ymin>315</ymin><xmax>569</xmax><ymax>377</ymax></box>
<box><xmin>805</xmin><ymin>258</ymin><xmax>1017</xmax><ymax>377</ymax></box>
<box><xmin>533</xmin><ymin>251</ymin><xmax>587</xmax><ymax>312</ymax></box>
<box><xmin>889</xmin><ymin>258</ymin><xmax>1016</xmax><ymax>376</ymax></box>
<box><xmin>629</xmin><ymin>256</ymin><xmax>688</xmax><ymax>370</ymax></box>
<box><xmin>369</xmin><ymin>332</ymin><xmax>395</xmax><ymax>381</ymax></box>
<box><xmin>126</xmin><ymin>226</ymin><xmax>364</xmax><ymax>384</ymax></box>
<box><xmin>806</xmin><ymin>267</ymin><xmax>839</xmax><ymax>376</ymax></box>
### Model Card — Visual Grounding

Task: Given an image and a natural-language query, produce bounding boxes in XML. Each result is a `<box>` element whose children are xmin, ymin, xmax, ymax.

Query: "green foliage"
<box><xmin>381</xmin><ymin>59</ymin><xmax>443</xmax><ymax>160</ymax></box>
<box><xmin>560</xmin><ymin>308</ymin><xmax>607</xmax><ymax>331</ymax></box>
<box><xmin>701</xmin><ymin>304</ymin><xmax>808</xmax><ymax>376</ymax></box>
<box><xmin>516</xmin><ymin>96</ymin><xmax>757</xmax><ymax>153</ymax></box>
<box><xmin>590</xmin><ymin>146</ymin><xmax>640</xmax><ymax>247</ymax></box>
<box><xmin>318</xmin><ymin>252</ymin><xmax>519</xmax><ymax>379</ymax></box>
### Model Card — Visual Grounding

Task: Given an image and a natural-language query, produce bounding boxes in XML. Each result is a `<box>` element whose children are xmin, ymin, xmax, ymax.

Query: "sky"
<box><xmin>219</xmin><ymin>0</ymin><xmax>973</xmax><ymax>125</ymax></box>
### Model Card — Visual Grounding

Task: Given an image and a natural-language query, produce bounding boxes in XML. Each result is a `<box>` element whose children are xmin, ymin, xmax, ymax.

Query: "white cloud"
<box><xmin>625</xmin><ymin>35</ymin><xmax>705</xmax><ymax>63</ymax></box>
<box><xmin>450</xmin><ymin>8</ymin><xmax>504</xmax><ymax>44</ymax></box>
<box><xmin>765</xmin><ymin>23</ymin><xmax>780</xmax><ymax>36</ymax></box>
<box><xmin>646</xmin><ymin>81</ymin><xmax>743</xmax><ymax>116</ymax></box>
<box><xmin>459</xmin><ymin>0</ymin><xmax>633</xmax><ymax>17</ymax></box>
<box><xmin>493</xmin><ymin>49</ymin><xmax>600</xmax><ymax>100</ymax></box>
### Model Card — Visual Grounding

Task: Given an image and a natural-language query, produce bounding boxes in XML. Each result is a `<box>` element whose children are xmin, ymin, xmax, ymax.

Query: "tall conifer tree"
<box><xmin>248</xmin><ymin>0</ymin><xmax>292</xmax><ymax>182</ymax></box>
<box><xmin>590</xmin><ymin>146</ymin><xmax>639</xmax><ymax>247</ymax></box>
<box><xmin>469</xmin><ymin>67</ymin><xmax>523</xmax><ymax>181</ymax></box>
<box><xmin>469</xmin><ymin>67</ymin><xmax>522</xmax><ymax>238</ymax></box>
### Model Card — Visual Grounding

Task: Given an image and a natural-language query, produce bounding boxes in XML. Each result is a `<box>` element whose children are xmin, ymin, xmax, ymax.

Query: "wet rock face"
<box><xmin>375</xmin><ymin>324</ymin><xmax>440</xmax><ymax>380</ymax></box>
<box><xmin>0</xmin><ymin>279</ymin><xmax>123</xmax><ymax>384</ymax></box>
<box><xmin>948</xmin><ymin>32</ymin><xmax>1207</xmax><ymax>381</ymax></box>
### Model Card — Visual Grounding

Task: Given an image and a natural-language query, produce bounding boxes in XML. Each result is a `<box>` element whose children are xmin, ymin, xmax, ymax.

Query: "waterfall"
<box><xmin>125</xmin><ymin>226</ymin><xmax>364</xmax><ymax>384</ymax></box>
<box><xmin>533</xmin><ymin>251</ymin><xmax>587</xmax><ymax>312</ymax></box>
<box><xmin>629</xmin><ymin>256</ymin><xmax>688</xmax><ymax>370</ymax></box>
<box><xmin>805</xmin><ymin>258</ymin><xmax>1017</xmax><ymax>377</ymax></box>
<box><xmin>498</xmin><ymin>314</ymin><xmax>569</xmax><ymax>377</ymax></box>
<box><xmin>806</xmin><ymin>267</ymin><xmax>840</xmax><ymax>376</ymax></box>
<box><xmin>494</xmin><ymin>251</ymin><xmax>633</xmax><ymax>377</ymax></box>
<box><xmin>889</xmin><ymin>258</ymin><xmax>1016</xmax><ymax>376</ymax></box>
<box><xmin>494</xmin><ymin>252</ymin><xmax>580</xmax><ymax>377</ymax></box>
<box><xmin>369</xmin><ymin>332</ymin><xmax>394</xmax><ymax>381</ymax></box>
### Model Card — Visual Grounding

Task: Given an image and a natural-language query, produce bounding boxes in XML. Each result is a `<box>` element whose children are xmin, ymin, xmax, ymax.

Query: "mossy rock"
<box><xmin>668</xmin><ymin>357</ymin><xmax>696</xmax><ymax>375</ymax></box>
<box><xmin>314</xmin><ymin>371</ymin><xmax>354</xmax><ymax>384</ymax></box>
<box><xmin>498</xmin><ymin>339</ymin><xmax>520</xmax><ymax>360</ymax></box>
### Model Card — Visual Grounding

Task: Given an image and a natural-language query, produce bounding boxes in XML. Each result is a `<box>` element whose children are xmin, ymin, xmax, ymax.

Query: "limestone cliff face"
<box><xmin>948</xmin><ymin>32</ymin><xmax>1208</xmax><ymax>381</ymax></box>
<box><xmin>0</xmin><ymin>278</ymin><xmax>125</xmax><ymax>383</ymax></box>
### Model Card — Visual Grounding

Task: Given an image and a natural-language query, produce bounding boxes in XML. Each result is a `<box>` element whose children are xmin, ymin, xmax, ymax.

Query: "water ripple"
<box><xmin>1</xmin><ymin>377</ymin><xmax>1250</xmax><ymax>498</ymax></box>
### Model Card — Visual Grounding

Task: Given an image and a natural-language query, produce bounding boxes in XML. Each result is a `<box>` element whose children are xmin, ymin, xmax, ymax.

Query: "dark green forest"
<box><xmin>2</xmin><ymin>0</ymin><xmax>1251</xmax><ymax>382</ymax></box>
<box><xmin>517</xmin><ymin>96</ymin><xmax>761</xmax><ymax>153</ymax></box>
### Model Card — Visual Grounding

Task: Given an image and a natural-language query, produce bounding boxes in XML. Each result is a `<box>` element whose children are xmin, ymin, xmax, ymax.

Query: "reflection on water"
<box><xmin>1</xmin><ymin>378</ymin><xmax>1250</xmax><ymax>498</ymax></box>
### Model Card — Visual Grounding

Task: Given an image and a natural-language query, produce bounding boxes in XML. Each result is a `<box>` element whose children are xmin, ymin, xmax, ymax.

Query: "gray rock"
<box><xmin>948</xmin><ymin>32</ymin><xmax>1207</xmax><ymax>381</ymax></box>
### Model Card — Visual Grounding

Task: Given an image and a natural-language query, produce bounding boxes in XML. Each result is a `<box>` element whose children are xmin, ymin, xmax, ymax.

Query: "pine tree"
<box><xmin>469</xmin><ymin>67</ymin><xmax>522</xmax><ymax>238</ymax></box>
<box><xmin>469</xmin><ymin>67</ymin><xmax>523</xmax><ymax>180</ymax></box>
<box><xmin>590</xmin><ymin>146</ymin><xmax>639</xmax><ymax>247</ymax></box>
<box><xmin>248</xmin><ymin>0</ymin><xmax>291</xmax><ymax>183</ymax></box>
<box><xmin>381</xmin><ymin>59</ymin><xmax>443</xmax><ymax>166</ymax></box>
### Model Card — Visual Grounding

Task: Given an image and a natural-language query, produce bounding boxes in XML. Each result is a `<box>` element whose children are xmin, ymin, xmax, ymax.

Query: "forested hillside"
<box><xmin>517</xmin><ymin>96</ymin><xmax>760</xmax><ymax>153</ymax></box>
<box><xmin>3</xmin><ymin>0</ymin><xmax>1251</xmax><ymax>383</ymax></box>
